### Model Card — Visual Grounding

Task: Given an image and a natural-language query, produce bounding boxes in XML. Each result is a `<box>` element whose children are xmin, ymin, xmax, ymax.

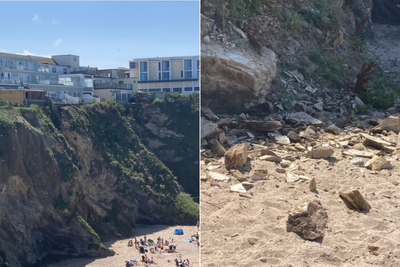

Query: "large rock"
<box><xmin>371</xmin><ymin>116</ymin><xmax>400</xmax><ymax>133</ymax></box>
<box><xmin>339</xmin><ymin>190</ymin><xmax>371</xmax><ymax>211</ymax></box>
<box><xmin>286</xmin><ymin>200</ymin><xmax>328</xmax><ymax>241</ymax></box>
<box><xmin>201</xmin><ymin>118</ymin><xmax>219</xmax><ymax>140</ymax></box>
<box><xmin>307</xmin><ymin>146</ymin><xmax>334</xmax><ymax>159</ymax></box>
<box><xmin>224</xmin><ymin>143</ymin><xmax>248</xmax><ymax>170</ymax></box>
<box><xmin>201</xmin><ymin>43</ymin><xmax>277</xmax><ymax>113</ymax></box>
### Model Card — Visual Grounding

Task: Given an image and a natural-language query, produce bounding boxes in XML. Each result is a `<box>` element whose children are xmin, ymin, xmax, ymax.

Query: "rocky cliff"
<box><xmin>0</xmin><ymin>102</ymin><xmax>198</xmax><ymax>267</ymax></box>
<box><xmin>130</xmin><ymin>94</ymin><xmax>199</xmax><ymax>201</ymax></box>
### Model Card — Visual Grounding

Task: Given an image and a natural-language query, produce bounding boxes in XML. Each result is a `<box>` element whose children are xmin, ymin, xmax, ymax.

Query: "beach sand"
<box><xmin>47</xmin><ymin>225</ymin><xmax>199</xmax><ymax>267</ymax></box>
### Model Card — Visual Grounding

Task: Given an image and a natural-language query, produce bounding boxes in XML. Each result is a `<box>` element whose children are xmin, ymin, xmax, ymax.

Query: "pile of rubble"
<box><xmin>202</xmin><ymin>109</ymin><xmax>400</xmax><ymax>241</ymax></box>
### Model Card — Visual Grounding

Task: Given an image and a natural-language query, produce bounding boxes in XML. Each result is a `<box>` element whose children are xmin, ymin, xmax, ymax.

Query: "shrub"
<box><xmin>175</xmin><ymin>193</ymin><xmax>199</xmax><ymax>224</ymax></box>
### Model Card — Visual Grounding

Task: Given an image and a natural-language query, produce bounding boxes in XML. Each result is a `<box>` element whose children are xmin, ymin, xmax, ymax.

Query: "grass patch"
<box><xmin>77</xmin><ymin>215</ymin><xmax>101</xmax><ymax>240</ymax></box>
<box><xmin>359</xmin><ymin>73</ymin><xmax>400</xmax><ymax>109</ymax></box>
<box><xmin>175</xmin><ymin>193</ymin><xmax>199</xmax><ymax>224</ymax></box>
<box><xmin>351</xmin><ymin>35</ymin><xmax>366</xmax><ymax>53</ymax></box>
<box><xmin>229</xmin><ymin>0</ymin><xmax>263</xmax><ymax>20</ymax></box>
<box><xmin>308</xmin><ymin>50</ymin><xmax>348</xmax><ymax>88</ymax></box>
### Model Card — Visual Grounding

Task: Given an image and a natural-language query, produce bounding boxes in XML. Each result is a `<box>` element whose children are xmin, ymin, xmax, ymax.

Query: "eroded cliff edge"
<box><xmin>0</xmin><ymin>101</ymin><xmax>198</xmax><ymax>267</ymax></box>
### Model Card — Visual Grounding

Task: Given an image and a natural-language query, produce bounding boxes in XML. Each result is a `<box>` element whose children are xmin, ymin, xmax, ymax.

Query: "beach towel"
<box><xmin>174</xmin><ymin>228</ymin><xmax>184</xmax><ymax>235</ymax></box>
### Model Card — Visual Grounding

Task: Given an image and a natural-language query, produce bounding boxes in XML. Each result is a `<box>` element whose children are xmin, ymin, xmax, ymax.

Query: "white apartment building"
<box><xmin>129</xmin><ymin>55</ymin><xmax>199</xmax><ymax>95</ymax></box>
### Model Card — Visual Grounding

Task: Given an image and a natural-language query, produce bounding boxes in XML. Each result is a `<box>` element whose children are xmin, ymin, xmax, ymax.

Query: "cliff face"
<box><xmin>131</xmin><ymin>94</ymin><xmax>200</xmax><ymax>201</ymax></box>
<box><xmin>0</xmin><ymin>102</ymin><xmax>198</xmax><ymax>267</ymax></box>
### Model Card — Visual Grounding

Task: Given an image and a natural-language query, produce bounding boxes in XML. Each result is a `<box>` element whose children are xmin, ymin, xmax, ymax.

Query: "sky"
<box><xmin>0</xmin><ymin>1</ymin><xmax>199</xmax><ymax>69</ymax></box>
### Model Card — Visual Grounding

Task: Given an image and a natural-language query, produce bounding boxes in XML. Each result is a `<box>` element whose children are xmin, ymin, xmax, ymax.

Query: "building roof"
<box><xmin>29</xmin><ymin>56</ymin><xmax>57</xmax><ymax>65</ymax></box>
<box><xmin>0</xmin><ymin>52</ymin><xmax>36</xmax><ymax>60</ymax></box>
<box><xmin>51</xmin><ymin>54</ymin><xmax>79</xmax><ymax>57</ymax></box>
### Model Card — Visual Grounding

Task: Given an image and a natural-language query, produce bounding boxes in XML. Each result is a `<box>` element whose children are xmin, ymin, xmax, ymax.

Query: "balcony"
<box><xmin>94</xmin><ymin>83</ymin><xmax>133</xmax><ymax>90</ymax></box>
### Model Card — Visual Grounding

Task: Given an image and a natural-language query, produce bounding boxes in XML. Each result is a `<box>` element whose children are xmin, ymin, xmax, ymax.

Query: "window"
<box><xmin>140</xmin><ymin>62</ymin><xmax>148</xmax><ymax>72</ymax></box>
<box><xmin>52</xmin><ymin>67</ymin><xmax>56</xmax><ymax>73</ymax></box>
<box><xmin>184</xmin><ymin>87</ymin><xmax>192</xmax><ymax>92</ymax></box>
<box><xmin>119</xmin><ymin>81</ymin><xmax>124</xmax><ymax>85</ymax></box>
<box><xmin>184</xmin><ymin>71</ymin><xmax>192</xmax><ymax>79</ymax></box>
<box><xmin>63</xmin><ymin>68</ymin><xmax>68</xmax><ymax>74</ymax></box>
<box><xmin>163</xmin><ymin>88</ymin><xmax>170</xmax><ymax>92</ymax></box>
<box><xmin>184</xmin><ymin>59</ymin><xmax>192</xmax><ymax>70</ymax></box>
<box><xmin>140</xmin><ymin>73</ymin><xmax>148</xmax><ymax>81</ymax></box>
<box><xmin>149</xmin><ymin>88</ymin><xmax>161</xmax><ymax>92</ymax></box>
<box><xmin>162</xmin><ymin>72</ymin><xmax>169</xmax><ymax>80</ymax></box>
<box><xmin>194</xmin><ymin>87</ymin><xmax>199</xmax><ymax>92</ymax></box>
<box><xmin>140</xmin><ymin>62</ymin><xmax>148</xmax><ymax>81</ymax></box>
<box><xmin>173</xmin><ymin>87</ymin><xmax>182</xmax><ymax>92</ymax></box>
<box><xmin>197</xmin><ymin>60</ymin><xmax>200</xmax><ymax>69</ymax></box>
<box><xmin>158</xmin><ymin>61</ymin><xmax>170</xmax><ymax>80</ymax></box>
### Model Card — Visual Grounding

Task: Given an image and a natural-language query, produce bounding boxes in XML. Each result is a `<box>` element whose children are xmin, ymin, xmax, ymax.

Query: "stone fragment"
<box><xmin>325</xmin><ymin>124</ymin><xmax>341</xmax><ymax>135</ymax></box>
<box><xmin>305</xmin><ymin>85</ymin><xmax>317</xmax><ymax>94</ymax></box>
<box><xmin>217</xmin><ymin>118</ymin><xmax>233</xmax><ymax>128</ymax></box>
<box><xmin>350</xmin><ymin>157</ymin><xmax>364</xmax><ymax>166</ymax></box>
<box><xmin>287</xmin><ymin>130</ymin><xmax>300</xmax><ymax>141</ymax></box>
<box><xmin>202</xmin><ymin>107</ymin><xmax>219</xmax><ymax>121</ymax></box>
<box><xmin>299</xmin><ymin>126</ymin><xmax>317</xmax><ymax>140</ymax></box>
<box><xmin>241</xmin><ymin>120</ymin><xmax>282</xmax><ymax>132</ymax></box>
<box><xmin>259</xmin><ymin>154</ymin><xmax>282</xmax><ymax>163</ymax></box>
<box><xmin>203</xmin><ymin>35</ymin><xmax>210</xmax><ymax>43</ymax></box>
<box><xmin>314</xmin><ymin>102</ymin><xmax>324</xmax><ymax>111</ymax></box>
<box><xmin>339</xmin><ymin>190</ymin><xmax>371</xmax><ymax>211</ymax></box>
<box><xmin>250</xmin><ymin>171</ymin><xmax>266</xmax><ymax>181</ymax></box>
<box><xmin>224</xmin><ymin>143</ymin><xmax>248</xmax><ymax>170</ymax></box>
<box><xmin>371</xmin><ymin>157</ymin><xmax>393</xmax><ymax>171</ymax></box>
<box><xmin>361</xmin><ymin>133</ymin><xmax>396</xmax><ymax>153</ymax></box>
<box><xmin>295</xmin><ymin>143</ymin><xmax>307</xmax><ymax>151</ymax></box>
<box><xmin>307</xmin><ymin>146</ymin><xmax>334</xmax><ymax>159</ymax></box>
<box><xmin>248</xmin><ymin>237</ymin><xmax>258</xmax><ymax>245</ymax></box>
<box><xmin>286</xmin><ymin>200</ymin><xmax>328</xmax><ymax>241</ymax></box>
<box><xmin>241</xmin><ymin>182</ymin><xmax>254</xmax><ymax>191</ymax></box>
<box><xmin>230</xmin><ymin>169</ymin><xmax>246</xmax><ymax>181</ymax></box>
<box><xmin>339</xmin><ymin>141</ymin><xmax>349</xmax><ymax>147</ymax></box>
<box><xmin>287</xmin><ymin>112</ymin><xmax>323</xmax><ymax>126</ymax></box>
<box><xmin>247</xmin><ymin>132</ymin><xmax>255</xmax><ymax>140</ymax></box>
<box><xmin>353</xmin><ymin>143</ymin><xmax>366</xmax><ymax>150</ymax></box>
<box><xmin>343</xmin><ymin>149</ymin><xmax>375</xmax><ymax>158</ymax></box>
<box><xmin>275</xmin><ymin>135</ymin><xmax>291</xmax><ymax>145</ymax></box>
<box><xmin>280</xmin><ymin>160</ymin><xmax>291</xmax><ymax>168</ymax></box>
<box><xmin>208</xmin><ymin>172</ymin><xmax>231</xmax><ymax>181</ymax></box>
<box><xmin>309</xmin><ymin>178</ymin><xmax>317</xmax><ymax>192</ymax></box>
<box><xmin>218</xmin><ymin>131</ymin><xmax>226</xmax><ymax>145</ymax></box>
<box><xmin>371</xmin><ymin>116</ymin><xmax>400</xmax><ymax>133</ymax></box>
<box><xmin>209</xmin><ymin>140</ymin><xmax>226</xmax><ymax>157</ymax></box>
<box><xmin>230</xmin><ymin>183</ymin><xmax>247</xmax><ymax>193</ymax></box>
<box><xmin>201</xmin><ymin>119</ymin><xmax>219</xmax><ymax>139</ymax></box>
<box><xmin>276</xmin><ymin>168</ymin><xmax>286</xmax><ymax>173</ymax></box>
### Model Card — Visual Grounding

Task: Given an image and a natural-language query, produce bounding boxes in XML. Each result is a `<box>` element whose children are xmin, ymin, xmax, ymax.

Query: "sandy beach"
<box><xmin>46</xmin><ymin>225</ymin><xmax>199</xmax><ymax>267</ymax></box>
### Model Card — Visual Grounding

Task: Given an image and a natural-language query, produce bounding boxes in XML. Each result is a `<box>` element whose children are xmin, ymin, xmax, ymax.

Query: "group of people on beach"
<box><xmin>128</xmin><ymin>235</ymin><xmax>178</xmax><ymax>254</ymax></box>
<box><xmin>126</xmin><ymin>233</ymin><xmax>194</xmax><ymax>266</ymax></box>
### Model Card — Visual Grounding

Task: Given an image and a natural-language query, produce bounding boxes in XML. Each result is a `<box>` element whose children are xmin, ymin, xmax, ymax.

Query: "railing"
<box><xmin>94</xmin><ymin>83</ymin><xmax>133</xmax><ymax>90</ymax></box>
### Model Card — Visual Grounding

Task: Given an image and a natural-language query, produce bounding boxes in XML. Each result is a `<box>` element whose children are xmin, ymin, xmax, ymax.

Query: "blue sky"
<box><xmin>0</xmin><ymin>1</ymin><xmax>199</xmax><ymax>69</ymax></box>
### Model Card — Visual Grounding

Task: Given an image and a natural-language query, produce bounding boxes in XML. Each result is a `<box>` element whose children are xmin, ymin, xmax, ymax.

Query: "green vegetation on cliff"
<box><xmin>0</xmin><ymin>99</ymin><xmax>198</xmax><ymax>267</ymax></box>
<box><xmin>135</xmin><ymin>94</ymin><xmax>199</xmax><ymax>201</ymax></box>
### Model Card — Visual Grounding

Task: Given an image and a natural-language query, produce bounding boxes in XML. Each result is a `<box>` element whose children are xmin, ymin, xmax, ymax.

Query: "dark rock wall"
<box><xmin>0</xmin><ymin>103</ymin><xmax>196</xmax><ymax>267</ymax></box>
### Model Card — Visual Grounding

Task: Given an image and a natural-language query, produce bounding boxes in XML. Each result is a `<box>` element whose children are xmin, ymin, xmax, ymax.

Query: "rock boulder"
<box><xmin>201</xmin><ymin>43</ymin><xmax>277</xmax><ymax>113</ymax></box>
